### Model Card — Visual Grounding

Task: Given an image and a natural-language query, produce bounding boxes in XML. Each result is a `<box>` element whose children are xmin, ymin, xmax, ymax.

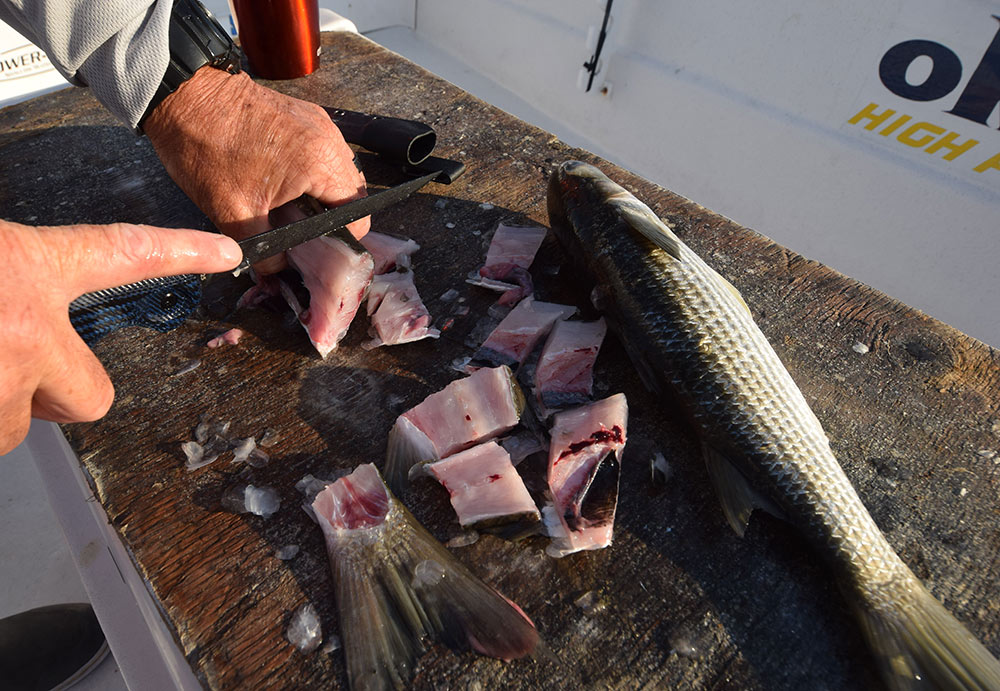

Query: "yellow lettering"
<box><xmin>897</xmin><ymin>122</ymin><xmax>946</xmax><ymax>148</ymax></box>
<box><xmin>878</xmin><ymin>114</ymin><xmax>911</xmax><ymax>136</ymax></box>
<box><xmin>925</xmin><ymin>132</ymin><xmax>979</xmax><ymax>160</ymax></box>
<box><xmin>848</xmin><ymin>103</ymin><xmax>896</xmax><ymax>131</ymax></box>
<box><xmin>973</xmin><ymin>151</ymin><xmax>1000</xmax><ymax>173</ymax></box>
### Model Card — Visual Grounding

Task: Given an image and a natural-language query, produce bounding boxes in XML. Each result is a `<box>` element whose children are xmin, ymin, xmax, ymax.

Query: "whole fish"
<box><xmin>547</xmin><ymin>160</ymin><xmax>1000</xmax><ymax>690</ymax></box>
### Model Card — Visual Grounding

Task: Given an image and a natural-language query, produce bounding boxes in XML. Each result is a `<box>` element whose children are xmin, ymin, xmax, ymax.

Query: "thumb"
<box><xmin>38</xmin><ymin>223</ymin><xmax>242</xmax><ymax>298</ymax></box>
<box><xmin>31</xmin><ymin>320</ymin><xmax>115</xmax><ymax>424</ymax></box>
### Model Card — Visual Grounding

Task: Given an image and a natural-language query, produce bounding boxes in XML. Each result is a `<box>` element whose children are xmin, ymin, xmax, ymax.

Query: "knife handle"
<box><xmin>69</xmin><ymin>274</ymin><xmax>203</xmax><ymax>346</ymax></box>
<box><xmin>324</xmin><ymin>107</ymin><xmax>437</xmax><ymax>166</ymax></box>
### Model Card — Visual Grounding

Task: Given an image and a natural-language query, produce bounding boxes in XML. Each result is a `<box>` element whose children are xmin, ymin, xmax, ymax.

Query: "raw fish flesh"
<box><xmin>312</xmin><ymin>464</ymin><xmax>539</xmax><ymax>690</ymax></box>
<box><xmin>534</xmin><ymin>318</ymin><xmax>607</xmax><ymax>413</ymax></box>
<box><xmin>385</xmin><ymin>366</ymin><xmax>524</xmax><ymax>492</ymax></box>
<box><xmin>423</xmin><ymin>441</ymin><xmax>540</xmax><ymax>531</ymax></box>
<box><xmin>207</xmin><ymin>328</ymin><xmax>244</xmax><ymax>348</ymax></box>
<box><xmin>546</xmin><ymin>393</ymin><xmax>627</xmax><ymax>556</ymax></box>
<box><xmin>365</xmin><ymin>269</ymin><xmax>440</xmax><ymax>347</ymax></box>
<box><xmin>287</xmin><ymin>236</ymin><xmax>374</xmax><ymax>357</ymax></box>
<box><xmin>484</xmin><ymin>224</ymin><xmax>547</xmax><ymax>269</ymax></box>
<box><xmin>467</xmin><ymin>298</ymin><xmax>576</xmax><ymax>370</ymax></box>
<box><xmin>358</xmin><ymin>231</ymin><xmax>421</xmax><ymax>274</ymax></box>
<box><xmin>239</xmin><ymin>234</ymin><xmax>374</xmax><ymax>357</ymax></box>
<box><xmin>467</xmin><ymin>224</ymin><xmax>547</xmax><ymax>304</ymax></box>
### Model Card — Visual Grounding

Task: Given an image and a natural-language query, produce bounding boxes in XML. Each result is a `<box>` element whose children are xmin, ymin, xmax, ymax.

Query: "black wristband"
<box><xmin>137</xmin><ymin>0</ymin><xmax>243</xmax><ymax>133</ymax></box>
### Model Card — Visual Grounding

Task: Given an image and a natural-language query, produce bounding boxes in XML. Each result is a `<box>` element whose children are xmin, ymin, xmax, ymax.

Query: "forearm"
<box><xmin>0</xmin><ymin>0</ymin><xmax>171</xmax><ymax>128</ymax></box>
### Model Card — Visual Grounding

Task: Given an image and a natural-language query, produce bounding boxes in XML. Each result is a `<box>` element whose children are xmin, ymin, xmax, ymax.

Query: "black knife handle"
<box><xmin>324</xmin><ymin>107</ymin><xmax>437</xmax><ymax>166</ymax></box>
<box><xmin>69</xmin><ymin>274</ymin><xmax>203</xmax><ymax>345</ymax></box>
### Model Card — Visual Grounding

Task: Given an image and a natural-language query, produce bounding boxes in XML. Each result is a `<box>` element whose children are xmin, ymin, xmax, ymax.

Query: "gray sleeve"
<box><xmin>0</xmin><ymin>0</ymin><xmax>172</xmax><ymax>129</ymax></box>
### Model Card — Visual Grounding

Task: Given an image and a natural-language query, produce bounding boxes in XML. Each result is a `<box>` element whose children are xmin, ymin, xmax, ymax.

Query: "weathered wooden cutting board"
<box><xmin>1</xmin><ymin>30</ymin><xmax>997</xmax><ymax>690</ymax></box>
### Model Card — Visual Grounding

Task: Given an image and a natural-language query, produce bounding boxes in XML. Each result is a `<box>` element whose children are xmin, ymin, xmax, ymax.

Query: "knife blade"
<box><xmin>233</xmin><ymin>171</ymin><xmax>439</xmax><ymax>272</ymax></box>
<box><xmin>69</xmin><ymin>171</ymin><xmax>441</xmax><ymax>346</ymax></box>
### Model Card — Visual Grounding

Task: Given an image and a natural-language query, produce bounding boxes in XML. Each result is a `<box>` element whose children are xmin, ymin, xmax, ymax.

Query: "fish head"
<box><xmin>548</xmin><ymin>161</ymin><xmax>684</xmax><ymax>269</ymax></box>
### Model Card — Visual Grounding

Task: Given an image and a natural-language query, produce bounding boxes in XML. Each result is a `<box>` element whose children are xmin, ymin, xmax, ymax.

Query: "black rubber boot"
<box><xmin>0</xmin><ymin>603</ymin><xmax>109</xmax><ymax>691</ymax></box>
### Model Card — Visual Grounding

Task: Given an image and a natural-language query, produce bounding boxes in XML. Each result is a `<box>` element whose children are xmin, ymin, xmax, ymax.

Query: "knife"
<box><xmin>69</xmin><ymin>171</ymin><xmax>441</xmax><ymax>346</ymax></box>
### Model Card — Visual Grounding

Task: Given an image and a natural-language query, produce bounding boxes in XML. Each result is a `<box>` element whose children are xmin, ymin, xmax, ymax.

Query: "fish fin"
<box><xmin>853</xmin><ymin>572</ymin><xmax>1000</xmax><ymax>690</ymax></box>
<box><xmin>384</xmin><ymin>416</ymin><xmax>438</xmax><ymax>494</ymax></box>
<box><xmin>615</xmin><ymin>201</ymin><xmax>684</xmax><ymax>261</ymax></box>
<box><xmin>333</xmin><ymin>555</ymin><xmax>426</xmax><ymax>691</ymax></box>
<box><xmin>393</xmin><ymin>502</ymin><xmax>540</xmax><ymax>661</ymax></box>
<box><xmin>702</xmin><ymin>444</ymin><xmax>779</xmax><ymax>537</ymax></box>
<box><xmin>323</xmin><ymin>471</ymin><xmax>540</xmax><ymax>689</ymax></box>
<box><xmin>708</xmin><ymin>267</ymin><xmax>752</xmax><ymax>316</ymax></box>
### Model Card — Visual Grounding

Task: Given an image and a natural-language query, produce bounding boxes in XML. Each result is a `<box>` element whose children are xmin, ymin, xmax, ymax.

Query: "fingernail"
<box><xmin>217</xmin><ymin>235</ymin><xmax>243</xmax><ymax>265</ymax></box>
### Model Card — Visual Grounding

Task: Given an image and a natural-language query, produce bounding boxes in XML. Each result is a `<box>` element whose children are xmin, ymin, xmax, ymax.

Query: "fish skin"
<box><xmin>547</xmin><ymin>160</ymin><xmax>1000</xmax><ymax>690</ymax></box>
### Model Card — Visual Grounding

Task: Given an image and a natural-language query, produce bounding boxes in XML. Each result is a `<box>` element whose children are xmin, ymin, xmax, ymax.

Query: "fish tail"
<box><xmin>333</xmin><ymin>503</ymin><xmax>539</xmax><ymax>689</ymax></box>
<box><xmin>854</xmin><ymin>571</ymin><xmax>1000</xmax><ymax>690</ymax></box>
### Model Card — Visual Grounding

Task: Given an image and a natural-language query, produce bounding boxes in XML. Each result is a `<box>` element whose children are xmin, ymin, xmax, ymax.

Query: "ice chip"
<box><xmin>445</xmin><ymin>531</ymin><xmax>480</xmax><ymax>549</ymax></box>
<box><xmin>245</xmin><ymin>485</ymin><xmax>281</xmax><ymax>517</ymax></box>
<box><xmin>276</xmin><ymin>545</ymin><xmax>300</xmax><ymax>560</ymax></box>
<box><xmin>286</xmin><ymin>603</ymin><xmax>322</xmax><ymax>653</ymax></box>
<box><xmin>258</xmin><ymin>428</ymin><xmax>279</xmax><ymax>448</ymax></box>
<box><xmin>232</xmin><ymin>437</ymin><xmax>256</xmax><ymax>463</ymax></box>
<box><xmin>221</xmin><ymin>484</ymin><xmax>249</xmax><ymax>514</ymax></box>
<box><xmin>247</xmin><ymin>449</ymin><xmax>270</xmax><ymax>468</ymax></box>
<box><xmin>181</xmin><ymin>441</ymin><xmax>205</xmax><ymax>469</ymax></box>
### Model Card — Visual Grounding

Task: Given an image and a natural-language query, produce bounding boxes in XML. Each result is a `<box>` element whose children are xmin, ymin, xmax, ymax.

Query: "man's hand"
<box><xmin>0</xmin><ymin>219</ymin><xmax>241</xmax><ymax>455</ymax></box>
<box><xmin>143</xmin><ymin>67</ymin><xmax>370</xmax><ymax>275</ymax></box>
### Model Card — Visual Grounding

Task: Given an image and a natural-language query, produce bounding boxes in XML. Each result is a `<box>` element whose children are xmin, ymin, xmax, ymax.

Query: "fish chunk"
<box><xmin>365</xmin><ymin>269</ymin><xmax>440</xmax><ymax>347</ymax></box>
<box><xmin>534</xmin><ymin>318</ymin><xmax>607</xmax><ymax>414</ymax></box>
<box><xmin>483</xmin><ymin>224</ymin><xmax>547</xmax><ymax>269</ymax></box>
<box><xmin>285</xmin><ymin>235</ymin><xmax>374</xmax><ymax>357</ymax></box>
<box><xmin>312</xmin><ymin>464</ymin><xmax>539</xmax><ymax>690</ymax></box>
<box><xmin>467</xmin><ymin>298</ymin><xmax>576</xmax><ymax>371</ymax></box>
<box><xmin>358</xmin><ymin>231</ymin><xmax>421</xmax><ymax>274</ymax></box>
<box><xmin>467</xmin><ymin>224</ymin><xmax>548</xmax><ymax>304</ymax></box>
<box><xmin>385</xmin><ymin>365</ymin><xmax>524</xmax><ymax>492</ymax></box>
<box><xmin>546</xmin><ymin>393</ymin><xmax>627</xmax><ymax>557</ymax></box>
<box><xmin>424</xmin><ymin>441</ymin><xmax>540</xmax><ymax>532</ymax></box>
<box><xmin>548</xmin><ymin>160</ymin><xmax>1000</xmax><ymax>688</ymax></box>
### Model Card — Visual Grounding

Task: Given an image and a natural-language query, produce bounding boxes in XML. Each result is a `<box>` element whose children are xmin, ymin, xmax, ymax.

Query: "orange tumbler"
<box><xmin>229</xmin><ymin>0</ymin><xmax>320</xmax><ymax>79</ymax></box>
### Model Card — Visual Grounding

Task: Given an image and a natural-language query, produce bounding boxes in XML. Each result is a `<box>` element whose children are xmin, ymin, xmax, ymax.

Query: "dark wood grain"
<box><xmin>1</xmin><ymin>31</ymin><xmax>997</xmax><ymax>690</ymax></box>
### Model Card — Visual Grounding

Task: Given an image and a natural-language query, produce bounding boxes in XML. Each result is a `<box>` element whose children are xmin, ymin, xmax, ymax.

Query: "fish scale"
<box><xmin>548</xmin><ymin>160</ymin><xmax>1000</xmax><ymax>690</ymax></box>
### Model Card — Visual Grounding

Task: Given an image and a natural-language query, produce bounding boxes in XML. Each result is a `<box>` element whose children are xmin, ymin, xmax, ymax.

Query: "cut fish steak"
<box><xmin>285</xmin><ymin>235</ymin><xmax>374</xmax><ymax>357</ymax></box>
<box><xmin>385</xmin><ymin>365</ymin><xmax>525</xmax><ymax>492</ymax></box>
<box><xmin>546</xmin><ymin>393</ymin><xmax>628</xmax><ymax>557</ymax></box>
<box><xmin>365</xmin><ymin>269</ymin><xmax>440</xmax><ymax>348</ymax></box>
<box><xmin>424</xmin><ymin>441</ymin><xmax>540</xmax><ymax>531</ymax></box>
<box><xmin>312</xmin><ymin>464</ymin><xmax>539</xmax><ymax>690</ymax></box>
<box><xmin>534</xmin><ymin>318</ymin><xmax>607</xmax><ymax>414</ymax></box>
<box><xmin>467</xmin><ymin>298</ymin><xmax>576</xmax><ymax>371</ymax></box>
<box><xmin>358</xmin><ymin>230</ymin><xmax>421</xmax><ymax>274</ymax></box>
<box><xmin>467</xmin><ymin>223</ymin><xmax>548</xmax><ymax>304</ymax></box>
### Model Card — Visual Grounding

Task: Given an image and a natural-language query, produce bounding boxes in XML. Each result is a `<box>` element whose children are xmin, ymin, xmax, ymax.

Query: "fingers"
<box><xmin>31</xmin><ymin>325</ymin><xmax>114</xmax><ymax>423</ymax></box>
<box><xmin>219</xmin><ymin>213</ymin><xmax>288</xmax><ymax>276</ymax></box>
<box><xmin>38</xmin><ymin>223</ymin><xmax>242</xmax><ymax>298</ymax></box>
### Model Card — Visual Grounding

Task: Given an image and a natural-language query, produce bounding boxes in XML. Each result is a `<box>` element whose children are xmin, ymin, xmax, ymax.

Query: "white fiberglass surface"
<box><xmin>371</xmin><ymin>1</ymin><xmax>1000</xmax><ymax>346</ymax></box>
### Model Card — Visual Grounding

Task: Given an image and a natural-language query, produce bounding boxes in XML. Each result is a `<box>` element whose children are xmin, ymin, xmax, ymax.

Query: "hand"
<box><xmin>144</xmin><ymin>67</ymin><xmax>370</xmax><ymax>275</ymax></box>
<box><xmin>0</xmin><ymin>219</ymin><xmax>241</xmax><ymax>454</ymax></box>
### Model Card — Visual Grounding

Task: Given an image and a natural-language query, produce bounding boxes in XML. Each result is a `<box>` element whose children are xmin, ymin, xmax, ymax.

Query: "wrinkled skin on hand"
<box><xmin>144</xmin><ymin>67</ymin><xmax>370</xmax><ymax>275</ymax></box>
<box><xmin>0</xmin><ymin>219</ymin><xmax>241</xmax><ymax>454</ymax></box>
